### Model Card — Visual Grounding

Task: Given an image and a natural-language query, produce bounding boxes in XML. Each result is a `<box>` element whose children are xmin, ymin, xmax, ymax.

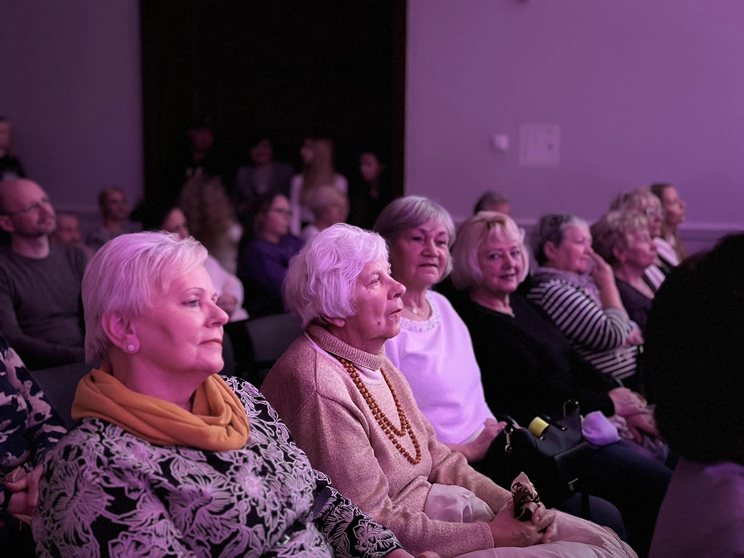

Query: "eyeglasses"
<box><xmin>3</xmin><ymin>196</ymin><xmax>53</xmax><ymax>216</ymax></box>
<box><xmin>643</xmin><ymin>207</ymin><xmax>664</xmax><ymax>217</ymax></box>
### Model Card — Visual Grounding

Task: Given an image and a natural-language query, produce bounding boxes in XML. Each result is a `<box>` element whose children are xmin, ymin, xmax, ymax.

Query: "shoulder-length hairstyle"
<box><xmin>451</xmin><ymin>211</ymin><xmax>528</xmax><ymax>290</ymax></box>
<box><xmin>301</xmin><ymin>138</ymin><xmax>337</xmax><ymax>204</ymax></box>
<box><xmin>82</xmin><ymin>232</ymin><xmax>207</xmax><ymax>364</ymax></box>
<box><xmin>530</xmin><ymin>214</ymin><xmax>588</xmax><ymax>266</ymax></box>
<box><xmin>650</xmin><ymin>182</ymin><xmax>688</xmax><ymax>260</ymax></box>
<box><xmin>178</xmin><ymin>175</ymin><xmax>236</xmax><ymax>249</ymax></box>
<box><xmin>591</xmin><ymin>210</ymin><xmax>649</xmax><ymax>267</ymax></box>
<box><xmin>373</xmin><ymin>196</ymin><xmax>456</xmax><ymax>279</ymax></box>
<box><xmin>284</xmin><ymin>224</ymin><xmax>388</xmax><ymax>328</ymax></box>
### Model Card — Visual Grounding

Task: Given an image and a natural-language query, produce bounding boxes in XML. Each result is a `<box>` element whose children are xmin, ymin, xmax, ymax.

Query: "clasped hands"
<box><xmin>608</xmin><ymin>387</ymin><xmax>660</xmax><ymax>442</ymax></box>
<box><xmin>4</xmin><ymin>464</ymin><xmax>42</xmax><ymax>521</ymax></box>
<box><xmin>389</xmin><ymin>497</ymin><xmax>557</xmax><ymax>558</ymax></box>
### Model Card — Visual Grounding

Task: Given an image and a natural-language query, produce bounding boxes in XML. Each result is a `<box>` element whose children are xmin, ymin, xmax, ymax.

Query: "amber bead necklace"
<box><xmin>334</xmin><ymin>355</ymin><xmax>422</xmax><ymax>465</ymax></box>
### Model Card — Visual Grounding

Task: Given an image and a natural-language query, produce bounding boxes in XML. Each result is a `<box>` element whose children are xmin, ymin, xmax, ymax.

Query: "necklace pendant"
<box><xmin>411</xmin><ymin>307</ymin><xmax>419</xmax><ymax>315</ymax></box>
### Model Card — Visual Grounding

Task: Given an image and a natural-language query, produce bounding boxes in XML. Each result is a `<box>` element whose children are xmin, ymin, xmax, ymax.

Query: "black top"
<box><xmin>616</xmin><ymin>278</ymin><xmax>654</xmax><ymax>334</ymax></box>
<box><xmin>0</xmin><ymin>155</ymin><xmax>25</xmax><ymax>181</ymax></box>
<box><xmin>453</xmin><ymin>293</ymin><xmax>617</xmax><ymax>425</ymax></box>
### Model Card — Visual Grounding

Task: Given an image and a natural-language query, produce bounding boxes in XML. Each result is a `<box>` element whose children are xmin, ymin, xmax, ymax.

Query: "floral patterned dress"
<box><xmin>33</xmin><ymin>377</ymin><xmax>402</xmax><ymax>558</ymax></box>
<box><xmin>0</xmin><ymin>335</ymin><xmax>66</xmax><ymax>513</ymax></box>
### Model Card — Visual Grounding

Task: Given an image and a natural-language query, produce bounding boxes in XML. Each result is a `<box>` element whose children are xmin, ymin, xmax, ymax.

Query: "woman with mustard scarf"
<box><xmin>32</xmin><ymin>231</ymin><xmax>421</xmax><ymax>558</ymax></box>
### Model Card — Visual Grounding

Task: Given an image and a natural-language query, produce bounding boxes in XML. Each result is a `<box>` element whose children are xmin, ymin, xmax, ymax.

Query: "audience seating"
<box><xmin>242</xmin><ymin>313</ymin><xmax>302</xmax><ymax>387</ymax></box>
<box><xmin>31</xmin><ymin>362</ymin><xmax>91</xmax><ymax>429</ymax></box>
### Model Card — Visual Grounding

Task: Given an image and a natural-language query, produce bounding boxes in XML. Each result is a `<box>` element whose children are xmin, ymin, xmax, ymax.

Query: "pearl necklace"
<box><xmin>334</xmin><ymin>356</ymin><xmax>422</xmax><ymax>465</ymax></box>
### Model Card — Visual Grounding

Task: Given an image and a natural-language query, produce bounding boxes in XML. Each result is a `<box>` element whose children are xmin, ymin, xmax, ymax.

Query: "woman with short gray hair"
<box><xmin>528</xmin><ymin>214</ymin><xmax>643</xmax><ymax>392</ymax></box>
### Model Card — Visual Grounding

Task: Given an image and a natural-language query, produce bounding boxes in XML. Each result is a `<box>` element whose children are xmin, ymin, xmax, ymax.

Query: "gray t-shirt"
<box><xmin>0</xmin><ymin>244</ymin><xmax>86</xmax><ymax>370</ymax></box>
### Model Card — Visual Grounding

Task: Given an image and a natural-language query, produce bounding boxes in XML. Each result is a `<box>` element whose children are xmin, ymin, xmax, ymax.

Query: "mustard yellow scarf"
<box><xmin>72</xmin><ymin>367</ymin><xmax>250</xmax><ymax>451</ymax></box>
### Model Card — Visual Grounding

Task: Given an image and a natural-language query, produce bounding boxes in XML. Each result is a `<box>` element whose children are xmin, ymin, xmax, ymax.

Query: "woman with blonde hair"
<box><xmin>591</xmin><ymin>211</ymin><xmax>658</xmax><ymax>333</ymax></box>
<box><xmin>649</xmin><ymin>183</ymin><xmax>687</xmax><ymax>263</ymax></box>
<box><xmin>289</xmin><ymin>137</ymin><xmax>348</xmax><ymax>236</ymax></box>
<box><xmin>451</xmin><ymin>212</ymin><xmax>672</xmax><ymax>557</ymax></box>
<box><xmin>178</xmin><ymin>174</ymin><xmax>242</xmax><ymax>274</ymax></box>
<box><xmin>611</xmin><ymin>188</ymin><xmax>673</xmax><ymax>289</ymax></box>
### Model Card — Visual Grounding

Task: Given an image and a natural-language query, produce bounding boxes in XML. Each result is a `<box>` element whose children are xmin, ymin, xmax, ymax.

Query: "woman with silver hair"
<box><xmin>527</xmin><ymin>215</ymin><xmax>642</xmax><ymax>392</ymax></box>
<box><xmin>263</xmin><ymin>223</ymin><xmax>636</xmax><ymax>558</ymax></box>
<box><xmin>375</xmin><ymin>197</ymin><xmax>496</xmax><ymax>464</ymax></box>
<box><xmin>33</xmin><ymin>232</ymin><xmax>413</xmax><ymax>558</ymax></box>
<box><xmin>450</xmin><ymin>211</ymin><xmax>673</xmax><ymax>556</ymax></box>
<box><xmin>591</xmin><ymin>211</ymin><xmax>658</xmax><ymax>333</ymax></box>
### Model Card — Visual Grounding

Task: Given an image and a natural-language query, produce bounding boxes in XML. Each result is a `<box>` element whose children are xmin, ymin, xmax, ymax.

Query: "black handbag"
<box><xmin>477</xmin><ymin>401</ymin><xmax>591</xmax><ymax>504</ymax></box>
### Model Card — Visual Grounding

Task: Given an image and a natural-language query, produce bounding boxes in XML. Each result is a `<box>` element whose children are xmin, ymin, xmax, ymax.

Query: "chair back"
<box><xmin>245</xmin><ymin>313</ymin><xmax>302</xmax><ymax>385</ymax></box>
<box><xmin>31</xmin><ymin>362</ymin><xmax>92</xmax><ymax>429</ymax></box>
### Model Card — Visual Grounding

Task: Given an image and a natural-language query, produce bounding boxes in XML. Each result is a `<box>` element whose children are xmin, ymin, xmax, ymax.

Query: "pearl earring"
<box><xmin>127</xmin><ymin>344</ymin><xmax>135</xmax><ymax>353</ymax></box>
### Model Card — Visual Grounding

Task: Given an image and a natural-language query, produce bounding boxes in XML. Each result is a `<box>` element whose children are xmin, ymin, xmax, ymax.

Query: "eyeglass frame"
<box><xmin>1</xmin><ymin>195</ymin><xmax>54</xmax><ymax>217</ymax></box>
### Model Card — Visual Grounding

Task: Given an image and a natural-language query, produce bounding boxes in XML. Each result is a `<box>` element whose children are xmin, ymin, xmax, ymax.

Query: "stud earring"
<box><xmin>127</xmin><ymin>344</ymin><xmax>136</xmax><ymax>353</ymax></box>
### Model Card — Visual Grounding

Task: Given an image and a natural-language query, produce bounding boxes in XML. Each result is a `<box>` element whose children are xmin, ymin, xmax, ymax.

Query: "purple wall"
<box><xmin>406</xmin><ymin>0</ymin><xmax>744</xmax><ymax>252</ymax></box>
<box><xmin>0</xmin><ymin>1</ymin><xmax>143</xmax><ymax>233</ymax></box>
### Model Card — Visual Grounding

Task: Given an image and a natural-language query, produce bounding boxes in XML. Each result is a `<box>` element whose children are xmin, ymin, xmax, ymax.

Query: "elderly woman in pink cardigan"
<box><xmin>262</xmin><ymin>224</ymin><xmax>636</xmax><ymax>558</ymax></box>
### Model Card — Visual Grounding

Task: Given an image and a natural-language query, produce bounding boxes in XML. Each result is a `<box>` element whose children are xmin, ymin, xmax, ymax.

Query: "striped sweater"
<box><xmin>527</xmin><ymin>276</ymin><xmax>638</xmax><ymax>384</ymax></box>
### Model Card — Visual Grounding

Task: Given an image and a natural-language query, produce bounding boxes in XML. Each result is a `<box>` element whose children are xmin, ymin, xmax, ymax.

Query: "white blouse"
<box><xmin>384</xmin><ymin>291</ymin><xmax>495</xmax><ymax>445</ymax></box>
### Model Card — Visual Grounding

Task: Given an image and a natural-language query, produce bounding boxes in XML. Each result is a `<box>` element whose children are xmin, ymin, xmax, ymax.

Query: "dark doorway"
<box><xmin>140</xmin><ymin>1</ymin><xmax>405</xmax><ymax>212</ymax></box>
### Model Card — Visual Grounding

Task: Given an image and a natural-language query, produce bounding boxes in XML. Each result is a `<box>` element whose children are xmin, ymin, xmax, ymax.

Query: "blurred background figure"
<box><xmin>650</xmin><ymin>183</ymin><xmax>687</xmax><ymax>263</ymax></box>
<box><xmin>86</xmin><ymin>187</ymin><xmax>138</xmax><ymax>252</ymax></box>
<box><xmin>592</xmin><ymin>211</ymin><xmax>658</xmax><ymax>334</ymax></box>
<box><xmin>235</xmin><ymin>137</ymin><xmax>294</xmax><ymax>218</ymax></box>
<box><xmin>349</xmin><ymin>151</ymin><xmax>387</xmax><ymax>229</ymax></box>
<box><xmin>0</xmin><ymin>117</ymin><xmax>25</xmax><ymax>181</ymax></box>
<box><xmin>474</xmin><ymin>191</ymin><xmax>511</xmax><ymax>216</ymax></box>
<box><xmin>148</xmin><ymin>205</ymin><xmax>248</xmax><ymax>323</ymax></box>
<box><xmin>179</xmin><ymin>175</ymin><xmax>242</xmax><ymax>274</ymax></box>
<box><xmin>238</xmin><ymin>193</ymin><xmax>302</xmax><ymax>318</ymax></box>
<box><xmin>610</xmin><ymin>188</ymin><xmax>670</xmax><ymax>290</ymax></box>
<box><xmin>180</xmin><ymin>117</ymin><xmax>224</xmax><ymax>182</ymax></box>
<box><xmin>301</xmin><ymin>185</ymin><xmax>349</xmax><ymax>241</ymax></box>
<box><xmin>645</xmin><ymin>234</ymin><xmax>744</xmax><ymax>558</ymax></box>
<box><xmin>50</xmin><ymin>212</ymin><xmax>94</xmax><ymax>261</ymax></box>
<box><xmin>289</xmin><ymin>137</ymin><xmax>348</xmax><ymax>236</ymax></box>
<box><xmin>0</xmin><ymin>179</ymin><xmax>86</xmax><ymax>370</ymax></box>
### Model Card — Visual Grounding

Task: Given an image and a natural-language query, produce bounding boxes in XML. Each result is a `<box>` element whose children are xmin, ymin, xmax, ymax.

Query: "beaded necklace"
<box><xmin>334</xmin><ymin>355</ymin><xmax>422</xmax><ymax>465</ymax></box>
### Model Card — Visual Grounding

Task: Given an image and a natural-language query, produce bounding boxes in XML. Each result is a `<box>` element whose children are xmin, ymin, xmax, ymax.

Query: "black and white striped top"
<box><xmin>527</xmin><ymin>277</ymin><xmax>638</xmax><ymax>383</ymax></box>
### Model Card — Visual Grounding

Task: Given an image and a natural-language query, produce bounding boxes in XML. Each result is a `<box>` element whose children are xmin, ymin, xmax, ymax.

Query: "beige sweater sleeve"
<box><xmin>285</xmin><ymin>392</ymin><xmax>495</xmax><ymax>558</ymax></box>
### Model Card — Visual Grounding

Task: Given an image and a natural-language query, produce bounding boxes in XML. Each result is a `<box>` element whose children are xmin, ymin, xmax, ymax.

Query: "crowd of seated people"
<box><xmin>6</xmin><ymin>115</ymin><xmax>741</xmax><ymax>557</ymax></box>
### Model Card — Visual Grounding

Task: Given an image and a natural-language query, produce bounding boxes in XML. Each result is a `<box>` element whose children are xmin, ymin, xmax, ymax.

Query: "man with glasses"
<box><xmin>0</xmin><ymin>179</ymin><xmax>86</xmax><ymax>369</ymax></box>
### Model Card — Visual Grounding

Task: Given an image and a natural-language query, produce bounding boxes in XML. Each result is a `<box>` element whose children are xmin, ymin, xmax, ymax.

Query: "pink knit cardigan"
<box><xmin>262</xmin><ymin>325</ymin><xmax>510</xmax><ymax>558</ymax></box>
